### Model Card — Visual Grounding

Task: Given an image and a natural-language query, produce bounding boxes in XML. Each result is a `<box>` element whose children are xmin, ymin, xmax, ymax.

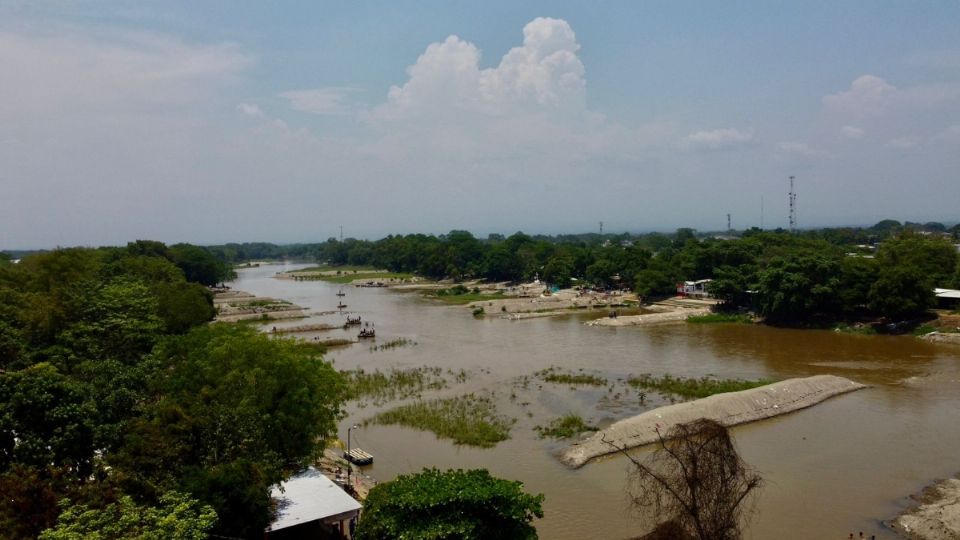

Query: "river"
<box><xmin>230</xmin><ymin>263</ymin><xmax>960</xmax><ymax>540</ymax></box>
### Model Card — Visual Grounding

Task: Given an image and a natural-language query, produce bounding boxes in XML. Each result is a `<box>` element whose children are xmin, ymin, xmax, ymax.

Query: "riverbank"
<box><xmin>586</xmin><ymin>297</ymin><xmax>716</xmax><ymax>327</ymax></box>
<box><xmin>559</xmin><ymin>375</ymin><xmax>866</xmax><ymax>468</ymax></box>
<box><xmin>468</xmin><ymin>287</ymin><xmax>635</xmax><ymax>318</ymax></box>
<box><xmin>212</xmin><ymin>289</ymin><xmax>308</xmax><ymax>322</ymax></box>
<box><xmin>888</xmin><ymin>476</ymin><xmax>960</xmax><ymax>540</ymax></box>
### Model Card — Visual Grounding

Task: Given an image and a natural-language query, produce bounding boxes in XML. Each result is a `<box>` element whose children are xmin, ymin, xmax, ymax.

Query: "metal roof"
<box><xmin>265</xmin><ymin>467</ymin><xmax>361</xmax><ymax>533</ymax></box>
<box><xmin>935</xmin><ymin>288</ymin><xmax>960</xmax><ymax>300</ymax></box>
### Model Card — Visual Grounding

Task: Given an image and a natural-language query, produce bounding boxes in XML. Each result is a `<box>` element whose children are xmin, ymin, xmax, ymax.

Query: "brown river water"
<box><xmin>231</xmin><ymin>263</ymin><xmax>960</xmax><ymax>540</ymax></box>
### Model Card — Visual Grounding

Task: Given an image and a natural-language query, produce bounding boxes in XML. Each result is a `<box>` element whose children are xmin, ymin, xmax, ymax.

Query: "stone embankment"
<box><xmin>559</xmin><ymin>374</ymin><xmax>866</xmax><ymax>468</ymax></box>
<box><xmin>888</xmin><ymin>477</ymin><xmax>960</xmax><ymax>540</ymax></box>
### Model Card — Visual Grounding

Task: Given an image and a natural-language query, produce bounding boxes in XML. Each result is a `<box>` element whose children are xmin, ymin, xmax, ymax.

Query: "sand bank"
<box><xmin>920</xmin><ymin>332</ymin><xmax>960</xmax><ymax>346</ymax></box>
<box><xmin>888</xmin><ymin>477</ymin><xmax>960</xmax><ymax>540</ymax></box>
<box><xmin>559</xmin><ymin>375</ymin><xmax>866</xmax><ymax>468</ymax></box>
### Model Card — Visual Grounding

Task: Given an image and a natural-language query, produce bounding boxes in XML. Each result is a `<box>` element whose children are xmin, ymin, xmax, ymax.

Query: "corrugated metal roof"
<box><xmin>265</xmin><ymin>467</ymin><xmax>361</xmax><ymax>532</ymax></box>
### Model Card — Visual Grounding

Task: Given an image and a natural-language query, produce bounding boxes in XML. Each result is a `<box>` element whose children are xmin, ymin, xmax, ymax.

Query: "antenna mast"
<box><xmin>599</xmin><ymin>221</ymin><xmax>603</xmax><ymax>235</ymax></box>
<box><xmin>339</xmin><ymin>225</ymin><xmax>343</xmax><ymax>243</ymax></box>
<box><xmin>727</xmin><ymin>213</ymin><xmax>731</xmax><ymax>231</ymax></box>
<box><xmin>788</xmin><ymin>176</ymin><xmax>797</xmax><ymax>232</ymax></box>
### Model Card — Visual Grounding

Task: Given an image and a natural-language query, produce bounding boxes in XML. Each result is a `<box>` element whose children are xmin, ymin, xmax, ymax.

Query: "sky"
<box><xmin>1</xmin><ymin>1</ymin><xmax>959</xmax><ymax>249</ymax></box>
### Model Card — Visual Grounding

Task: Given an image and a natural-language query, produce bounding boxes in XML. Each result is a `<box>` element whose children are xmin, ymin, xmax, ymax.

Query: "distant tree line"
<box><xmin>0</xmin><ymin>241</ymin><xmax>346</xmax><ymax>539</ymax></box>
<box><xmin>206</xmin><ymin>220</ymin><xmax>960</xmax><ymax>324</ymax></box>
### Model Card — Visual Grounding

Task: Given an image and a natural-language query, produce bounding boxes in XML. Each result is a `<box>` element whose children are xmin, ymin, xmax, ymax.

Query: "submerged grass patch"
<box><xmin>368</xmin><ymin>394</ymin><xmax>514</xmax><ymax>448</ymax></box>
<box><xmin>316</xmin><ymin>271</ymin><xmax>414</xmax><ymax>284</ymax></box>
<box><xmin>369</xmin><ymin>337</ymin><xmax>417</xmax><ymax>352</ymax></box>
<box><xmin>627</xmin><ymin>374</ymin><xmax>774</xmax><ymax>399</ymax></box>
<box><xmin>536</xmin><ymin>367</ymin><xmax>607</xmax><ymax>387</ymax></box>
<box><xmin>534</xmin><ymin>414</ymin><xmax>597</xmax><ymax>439</ymax></box>
<box><xmin>343</xmin><ymin>366</ymin><xmax>446</xmax><ymax>405</ymax></box>
<box><xmin>686</xmin><ymin>313</ymin><xmax>753</xmax><ymax>324</ymax></box>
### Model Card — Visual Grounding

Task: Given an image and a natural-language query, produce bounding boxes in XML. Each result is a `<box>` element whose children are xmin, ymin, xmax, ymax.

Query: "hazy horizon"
<box><xmin>2</xmin><ymin>2</ymin><xmax>958</xmax><ymax>250</ymax></box>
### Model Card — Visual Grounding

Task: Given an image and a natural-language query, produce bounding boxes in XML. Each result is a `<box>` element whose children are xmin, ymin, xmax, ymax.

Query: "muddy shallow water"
<box><xmin>231</xmin><ymin>263</ymin><xmax>960</xmax><ymax>540</ymax></box>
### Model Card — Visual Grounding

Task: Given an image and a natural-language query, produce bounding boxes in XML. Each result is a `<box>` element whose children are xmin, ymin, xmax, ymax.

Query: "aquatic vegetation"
<box><xmin>536</xmin><ymin>367</ymin><xmax>607</xmax><ymax>386</ymax></box>
<box><xmin>369</xmin><ymin>394</ymin><xmax>515</xmax><ymax>448</ymax></box>
<box><xmin>369</xmin><ymin>337</ymin><xmax>417</xmax><ymax>352</ymax></box>
<box><xmin>627</xmin><ymin>374</ymin><xmax>774</xmax><ymax>399</ymax></box>
<box><xmin>343</xmin><ymin>366</ymin><xmax>446</xmax><ymax>405</ymax></box>
<box><xmin>534</xmin><ymin>414</ymin><xmax>597</xmax><ymax>439</ymax></box>
<box><xmin>686</xmin><ymin>313</ymin><xmax>753</xmax><ymax>324</ymax></box>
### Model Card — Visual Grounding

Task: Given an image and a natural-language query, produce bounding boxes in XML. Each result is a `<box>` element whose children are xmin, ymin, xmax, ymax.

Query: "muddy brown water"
<box><xmin>232</xmin><ymin>264</ymin><xmax>960</xmax><ymax>540</ymax></box>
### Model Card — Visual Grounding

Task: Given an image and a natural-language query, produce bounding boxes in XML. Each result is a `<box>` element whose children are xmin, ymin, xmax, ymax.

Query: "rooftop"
<box><xmin>265</xmin><ymin>467</ymin><xmax>361</xmax><ymax>533</ymax></box>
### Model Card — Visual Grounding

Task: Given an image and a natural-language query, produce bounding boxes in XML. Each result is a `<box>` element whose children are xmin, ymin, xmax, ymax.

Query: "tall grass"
<box><xmin>343</xmin><ymin>366</ymin><xmax>446</xmax><ymax>405</ymax></box>
<box><xmin>627</xmin><ymin>374</ymin><xmax>774</xmax><ymax>399</ymax></box>
<box><xmin>369</xmin><ymin>394</ymin><xmax>514</xmax><ymax>448</ymax></box>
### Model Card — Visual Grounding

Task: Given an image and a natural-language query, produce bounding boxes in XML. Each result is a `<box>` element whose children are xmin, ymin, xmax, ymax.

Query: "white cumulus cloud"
<box><xmin>373</xmin><ymin>17</ymin><xmax>585</xmax><ymax>121</ymax></box>
<box><xmin>237</xmin><ymin>103</ymin><xmax>264</xmax><ymax>117</ymax></box>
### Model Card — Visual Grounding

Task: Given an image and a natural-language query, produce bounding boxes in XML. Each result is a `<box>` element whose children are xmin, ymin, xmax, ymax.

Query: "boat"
<box><xmin>358</xmin><ymin>328</ymin><xmax>375</xmax><ymax>339</ymax></box>
<box><xmin>336</xmin><ymin>288</ymin><xmax>346</xmax><ymax>297</ymax></box>
<box><xmin>344</xmin><ymin>315</ymin><xmax>361</xmax><ymax>326</ymax></box>
<box><xmin>337</xmin><ymin>302</ymin><xmax>347</xmax><ymax>309</ymax></box>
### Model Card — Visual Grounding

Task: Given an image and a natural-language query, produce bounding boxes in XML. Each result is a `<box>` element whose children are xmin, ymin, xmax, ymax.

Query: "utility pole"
<box><xmin>599</xmin><ymin>221</ymin><xmax>603</xmax><ymax>235</ymax></box>
<box><xmin>727</xmin><ymin>213</ymin><xmax>731</xmax><ymax>231</ymax></box>
<box><xmin>788</xmin><ymin>176</ymin><xmax>797</xmax><ymax>233</ymax></box>
<box><xmin>339</xmin><ymin>225</ymin><xmax>344</xmax><ymax>243</ymax></box>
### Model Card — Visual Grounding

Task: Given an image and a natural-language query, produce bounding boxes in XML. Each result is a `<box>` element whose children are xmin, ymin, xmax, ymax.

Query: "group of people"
<box><xmin>848</xmin><ymin>533</ymin><xmax>875</xmax><ymax>540</ymax></box>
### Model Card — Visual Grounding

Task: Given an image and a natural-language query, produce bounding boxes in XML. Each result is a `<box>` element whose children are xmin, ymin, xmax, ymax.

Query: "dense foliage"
<box><xmin>355</xmin><ymin>468</ymin><xmax>544</xmax><ymax>540</ymax></box>
<box><xmin>0</xmin><ymin>242</ymin><xmax>345</xmax><ymax>539</ymax></box>
<box><xmin>205</xmin><ymin>221</ymin><xmax>959</xmax><ymax>325</ymax></box>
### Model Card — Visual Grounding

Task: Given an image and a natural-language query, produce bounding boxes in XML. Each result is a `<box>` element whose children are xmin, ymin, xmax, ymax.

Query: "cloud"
<box><xmin>822</xmin><ymin>75</ymin><xmax>897</xmax><ymax>117</ymax></box>
<box><xmin>0</xmin><ymin>29</ymin><xmax>251</xmax><ymax>120</ymax></box>
<box><xmin>682</xmin><ymin>128</ymin><xmax>754</xmax><ymax>150</ymax></box>
<box><xmin>279</xmin><ymin>87</ymin><xmax>362</xmax><ymax>115</ymax></box>
<box><xmin>372</xmin><ymin>17</ymin><xmax>585</xmax><ymax>121</ymax></box>
<box><xmin>841</xmin><ymin>125</ymin><xmax>864</xmax><ymax>139</ymax></box>
<box><xmin>237</xmin><ymin>103</ymin><xmax>264</xmax><ymax>117</ymax></box>
<box><xmin>776</xmin><ymin>141</ymin><xmax>819</xmax><ymax>156</ymax></box>
<box><xmin>886</xmin><ymin>135</ymin><xmax>920</xmax><ymax>149</ymax></box>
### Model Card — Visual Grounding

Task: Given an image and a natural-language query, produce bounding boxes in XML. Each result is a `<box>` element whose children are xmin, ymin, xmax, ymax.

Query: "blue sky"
<box><xmin>2</xmin><ymin>1</ymin><xmax>959</xmax><ymax>248</ymax></box>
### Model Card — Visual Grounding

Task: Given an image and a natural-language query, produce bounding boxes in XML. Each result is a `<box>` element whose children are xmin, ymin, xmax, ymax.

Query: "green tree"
<box><xmin>542</xmin><ymin>256</ymin><xmax>574</xmax><ymax>289</ymax></box>
<box><xmin>113</xmin><ymin>325</ymin><xmax>346</xmax><ymax>538</ymax></box>
<box><xmin>355</xmin><ymin>468</ymin><xmax>544</xmax><ymax>540</ymax></box>
<box><xmin>39</xmin><ymin>491</ymin><xmax>216</xmax><ymax>540</ymax></box>
<box><xmin>755</xmin><ymin>255</ymin><xmax>842</xmax><ymax>322</ymax></box>
<box><xmin>0</xmin><ymin>364</ymin><xmax>97</xmax><ymax>477</ymax></box>
<box><xmin>167</xmin><ymin>244</ymin><xmax>231</xmax><ymax>286</ymax></box>
<box><xmin>635</xmin><ymin>269</ymin><xmax>676</xmax><ymax>298</ymax></box>
<box><xmin>868</xmin><ymin>266</ymin><xmax>934</xmax><ymax>320</ymax></box>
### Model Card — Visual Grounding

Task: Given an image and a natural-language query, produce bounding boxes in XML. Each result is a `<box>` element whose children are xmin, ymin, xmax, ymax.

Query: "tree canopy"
<box><xmin>355</xmin><ymin>468</ymin><xmax>545</xmax><ymax>540</ymax></box>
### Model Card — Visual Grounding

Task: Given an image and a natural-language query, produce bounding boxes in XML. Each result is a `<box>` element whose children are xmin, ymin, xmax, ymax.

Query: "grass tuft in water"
<box><xmin>536</xmin><ymin>367</ymin><xmax>607</xmax><ymax>386</ymax></box>
<box><xmin>626</xmin><ymin>374</ymin><xmax>774</xmax><ymax>399</ymax></box>
<box><xmin>534</xmin><ymin>414</ymin><xmax>597</xmax><ymax>439</ymax></box>
<box><xmin>368</xmin><ymin>394</ymin><xmax>514</xmax><ymax>448</ymax></box>
<box><xmin>343</xmin><ymin>366</ymin><xmax>446</xmax><ymax>405</ymax></box>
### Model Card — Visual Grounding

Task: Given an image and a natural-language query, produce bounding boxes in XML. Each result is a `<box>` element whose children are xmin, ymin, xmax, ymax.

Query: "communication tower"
<box><xmin>788</xmin><ymin>176</ymin><xmax>797</xmax><ymax>232</ymax></box>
